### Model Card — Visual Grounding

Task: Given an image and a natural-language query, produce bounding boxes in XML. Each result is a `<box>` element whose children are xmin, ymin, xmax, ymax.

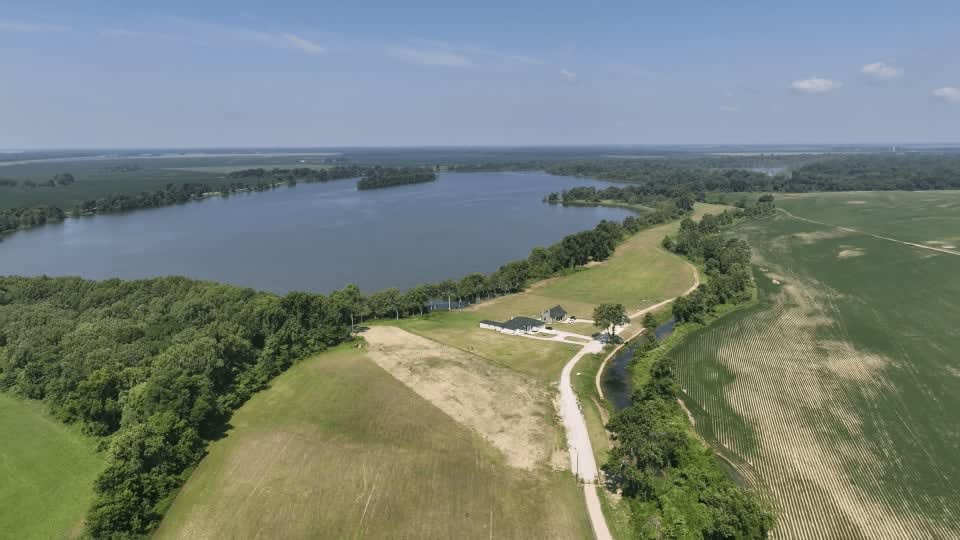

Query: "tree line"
<box><xmin>0</xmin><ymin>172</ymin><xmax>75</xmax><ymax>189</ymax></box>
<box><xmin>0</xmin><ymin>276</ymin><xmax>351</xmax><ymax>537</ymax></box>
<box><xmin>546</xmin><ymin>184</ymin><xmax>696</xmax><ymax>213</ymax></box>
<box><xmin>603</xmin><ymin>202</ymin><xmax>777</xmax><ymax>538</ymax></box>
<box><xmin>603</xmin><ymin>343</ymin><xmax>774</xmax><ymax>538</ymax></box>
<box><xmin>0</xmin><ymin>166</ymin><xmax>427</xmax><ymax>237</ymax></box>
<box><xmin>356</xmin><ymin>168</ymin><xmax>437</xmax><ymax>190</ymax></box>
<box><xmin>545</xmin><ymin>154</ymin><xmax>960</xmax><ymax>193</ymax></box>
<box><xmin>0</xmin><ymin>193</ymin><xmax>695</xmax><ymax>537</ymax></box>
<box><xmin>662</xmin><ymin>196</ymin><xmax>775</xmax><ymax>323</ymax></box>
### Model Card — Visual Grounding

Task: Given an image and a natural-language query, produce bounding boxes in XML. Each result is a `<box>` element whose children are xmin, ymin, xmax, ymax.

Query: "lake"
<box><xmin>0</xmin><ymin>171</ymin><xmax>631</xmax><ymax>294</ymax></box>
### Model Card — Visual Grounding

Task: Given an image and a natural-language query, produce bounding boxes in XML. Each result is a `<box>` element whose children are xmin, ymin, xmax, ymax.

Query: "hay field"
<box><xmin>155</xmin><ymin>344</ymin><xmax>590</xmax><ymax>540</ymax></box>
<box><xmin>670</xmin><ymin>198</ymin><xmax>960</xmax><ymax>538</ymax></box>
<box><xmin>0</xmin><ymin>393</ymin><xmax>104</xmax><ymax>539</ymax></box>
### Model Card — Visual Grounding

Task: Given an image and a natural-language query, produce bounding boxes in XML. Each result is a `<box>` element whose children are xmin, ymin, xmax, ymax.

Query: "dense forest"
<box><xmin>356</xmin><ymin>168</ymin><xmax>436</xmax><ymax>190</ymax></box>
<box><xmin>603</xmin><ymin>201</ymin><xmax>776</xmax><ymax>538</ymax></box>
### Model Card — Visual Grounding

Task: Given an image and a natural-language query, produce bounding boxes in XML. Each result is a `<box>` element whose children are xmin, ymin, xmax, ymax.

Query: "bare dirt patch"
<box><xmin>837</xmin><ymin>248</ymin><xmax>865</xmax><ymax>258</ymax></box>
<box><xmin>791</xmin><ymin>230</ymin><xmax>851</xmax><ymax>244</ymax></box>
<box><xmin>363</xmin><ymin>326</ymin><xmax>561</xmax><ymax>470</ymax></box>
<box><xmin>846</xmin><ymin>200</ymin><xmax>868</xmax><ymax>205</ymax></box>
<box><xmin>925</xmin><ymin>240</ymin><xmax>958</xmax><ymax>250</ymax></box>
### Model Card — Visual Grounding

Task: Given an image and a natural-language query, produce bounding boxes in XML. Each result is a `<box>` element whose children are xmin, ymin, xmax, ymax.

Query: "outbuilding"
<box><xmin>543</xmin><ymin>305</ymin><xmax>567</xmax><ymax>322</ymax></box>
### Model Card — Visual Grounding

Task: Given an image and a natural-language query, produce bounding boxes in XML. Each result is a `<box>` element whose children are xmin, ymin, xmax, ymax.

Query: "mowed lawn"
<box><xmin>155</xmin><ymin>345</ymin><xmax>590</xmax><ymax>540</ymax></box>
<box><xmin>0</xmin><ymin>393</ymin><xmax>104</xmax><ymax>539</ymax></box>
<box><xmin>469</xmin><ymin>203</ymin><xmax>724</xmax><ymax>328</ymax></box>
<box><xmin>391</xmin><ymin>203</ymin><xmax>725</xmax><ymax>378</ymax></box>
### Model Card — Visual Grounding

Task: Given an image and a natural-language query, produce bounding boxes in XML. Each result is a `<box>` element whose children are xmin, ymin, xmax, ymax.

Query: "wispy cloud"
<box><xmin>0</xmin><ymin>19</ymin><xmax>69</xmax><ymax>33</ymax></box>
<box><xmin>719</xmin><ymin>105</ymin><xmax>740</xmax><ymax>112</ymax></box>
<box><xmin>462</xmin><ymin>45</ymin><xmax>544</xmax><ymax>66</ymax></box>
<box><xmin>861</xmin><ymin>61</ymin><xmax>903</xmax><ymax>80</ymax></box>
<box><xmin>164</xmin><ymin>17</ymin><xmax>325</xmax><ymax>56</ymax></box>
<box><xmin>791</xmin><ymin>77</ymin><xmax>842</xmax><ymax>94</ymax></box>
<box><xmin>932</xmin><ymin>87</ymin><xmax>960</xmax><ymax>103</ymax></box>
<box><xmin>560</xmin><ymin>68</ymin><xmax>577</xmax><ymax>83</ymax></box>
<box><xmin>387</xmin><ymin>46</ymin><xmax>470</xmax><ymax>67</ymax></box>
<box><xmin>280</xmin><ymin>33</ymin><xmax>325</xmax><ymax>54</ymax></box>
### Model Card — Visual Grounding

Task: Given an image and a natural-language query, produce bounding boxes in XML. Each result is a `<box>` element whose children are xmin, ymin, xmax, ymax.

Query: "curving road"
<box><xmin>516</xmin><ymin>259</ymin><xmax>702</xmax><ymax>539</ymax></box>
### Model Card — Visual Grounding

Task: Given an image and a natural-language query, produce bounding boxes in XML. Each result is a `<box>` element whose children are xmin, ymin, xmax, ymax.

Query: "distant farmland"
<box><xmin>670</xmin><ymin>192</ymin><xmax>960</xmax><ymax>538</ymax></box>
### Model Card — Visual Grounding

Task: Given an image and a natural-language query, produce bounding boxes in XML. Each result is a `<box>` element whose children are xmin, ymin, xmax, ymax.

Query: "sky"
<box><xmin>2</xmin><ymin>0</ymin><xmax>959</xmax><ymax>148</ymax></box>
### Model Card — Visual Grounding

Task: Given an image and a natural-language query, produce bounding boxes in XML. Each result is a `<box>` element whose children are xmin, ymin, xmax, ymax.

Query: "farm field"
<box><xmin>0</xmin><ymin>393</ymin><xmax>104</xmax><ymax>539</ymax></box>
<box><xmin>155</xmin><ymin>343</ymin><xmax>590</xmax><ymax>539</ymax></box>
<box><xmin>0</xmin><ymin>155</ymin><xmax>339</xmax><ymax>209</ymax></box>
<box><xmin>669</xmin><ymin>195</ymin><xmax>960</xmax><ymax>538</ymax></box>
<box><xmin>778</xmin><ymin>190</ymin><xmax>960</xmax><ymax>247</ymax></box>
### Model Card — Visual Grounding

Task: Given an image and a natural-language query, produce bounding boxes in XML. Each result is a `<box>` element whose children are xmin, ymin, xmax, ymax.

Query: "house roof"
<box><xmin>548</xmin><ymin>305</ymin><xmax>567</xmax><ymax>318</ymax></box>
<box><xmin>502</xmin><ymin>316</ymin><xmax>544</xmax><ymax>331</ymax></box>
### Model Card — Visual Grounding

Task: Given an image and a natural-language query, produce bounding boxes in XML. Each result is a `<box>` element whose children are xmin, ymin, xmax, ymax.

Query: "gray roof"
<box><xmin>480</xmin><ymin>320</ymin><xmax>502</xmax><ymax>327</ymax></box>
<box><xmin>502</xmin><ymin>316</ymin><xmax>544</xmax><ymax>331</ymax></box>
<box><xmin>548</xmin><ymin>305</ymin><xmax>567</xmax><ymax>318</ymax></box>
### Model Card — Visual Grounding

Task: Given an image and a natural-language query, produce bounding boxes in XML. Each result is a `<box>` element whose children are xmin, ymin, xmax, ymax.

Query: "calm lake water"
<box><xmin>0</xmin><ymin>171</ymin><xmax>631</xmax><ymax>294</ymax></box>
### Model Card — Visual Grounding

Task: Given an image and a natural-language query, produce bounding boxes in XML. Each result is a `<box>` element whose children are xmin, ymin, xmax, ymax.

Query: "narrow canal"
<box><xmin>600</xmin><ymin>317</ymin><xmax>677</xmax><ymax>411</ymax></box>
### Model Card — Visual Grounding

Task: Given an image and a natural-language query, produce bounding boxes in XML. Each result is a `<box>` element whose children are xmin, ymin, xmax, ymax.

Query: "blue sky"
<box><xmin>2</xmin><ymin>0</ymin><xmax>959</xmax><ymax>148</ymax></box>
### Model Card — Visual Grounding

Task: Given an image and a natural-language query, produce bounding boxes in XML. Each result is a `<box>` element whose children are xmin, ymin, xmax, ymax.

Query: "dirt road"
<box><xmin>557</xmin><ymin>339</ymin><xmax>612</xmax><ymax>540</ymax></box>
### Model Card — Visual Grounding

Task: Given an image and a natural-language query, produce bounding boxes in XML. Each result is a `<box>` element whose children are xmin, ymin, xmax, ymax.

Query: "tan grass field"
<box><xmin>155</xmin><ymin>345</ymin><xmax>590</xmax><ymax>540</ymax></box>
<box><xmin>362</xmin><ymin>326</ymin><xmax>566</xmax><ymax>470</ymax></box>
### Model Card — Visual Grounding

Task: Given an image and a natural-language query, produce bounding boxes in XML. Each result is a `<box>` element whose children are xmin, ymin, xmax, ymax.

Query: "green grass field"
<box><xmin>0</xmin><ymin>393</ymin><xmax>104</xmax><ymax>539</ymax></box>
<box><xmin>459</xmin><ymin>203</ymin><xmax>723</xmax><ymax>338</ymax></box>
<box><xmin>778</xmin><ymin>190</ymin><xmax>960</xmax><ymax>247</ymax></box>
<box><xmin>155</xmin><ymin>344</ymin><xmax>590</xmax><ymax>539</ymax></box>
<box><xmin>668</xmin><ymin>193</ymin><xmax>960</xmax><ymax>538</ymax></box>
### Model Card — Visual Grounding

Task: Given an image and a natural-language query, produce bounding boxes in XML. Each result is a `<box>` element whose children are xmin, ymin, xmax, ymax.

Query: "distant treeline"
<box><xmin>0</xmin><ymin>192</ymin><xmax>697</xmax><ymax>538</ymax></box>
<box><xmin>0</xmin><ymin>206</ymin><xmax>66</xmax><ymax>233</ymax></box>
<box><xmin>0</xmin><ymin>167</ymin><xmax>430</xmax><ymax>237</ymax></box>
<box><xmin>603</xmin><ymin>199</ymin><xmax>776</xmax><ymax>538</ymax></box>
<box><xmin>357</xmin><ymin>168</ymin><xmax>436</xmax><ymax>190</ymax></box>
<box><xmin>546</xmin><ymin>184</ymin><xmax>696</xmax><ymax>210</ymax></box>
<box><xmin>546</xmin><ymin>154</ymin><xmax>960</xmax><ymax>192</ymax></box>
<box><xmin>0</xmin><ymin>172</ymin><xmax>75</xmax><ymax>189</ymax></box>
